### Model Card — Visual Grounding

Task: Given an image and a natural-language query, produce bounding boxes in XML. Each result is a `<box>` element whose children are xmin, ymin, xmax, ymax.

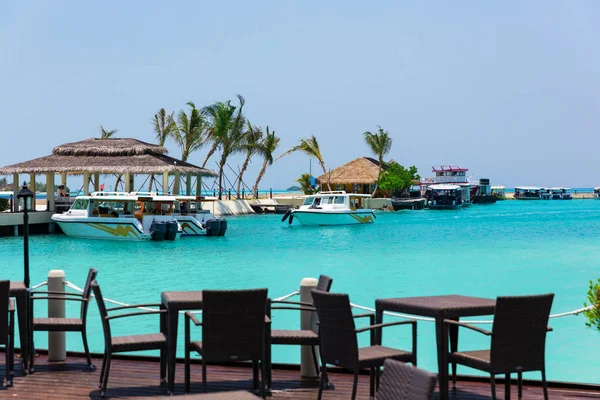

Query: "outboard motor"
<box><xmin>217</xmin><ymin>219</ymin><xmax>227</xmax><ymax>236</ymax></box>
<box><xmin>205</xmin><ymin>219</ymin><xmax>221</xmax><ymax>237</ymax></box>
<box><xmin>150</xmin><ymin>221</ymin><xmax>166</xmax><ymax>241</ymax></box>
<box><xmin>164</xmin><ymin>220</ymin><xmax>178</xmax><ymax>241</ymax></box>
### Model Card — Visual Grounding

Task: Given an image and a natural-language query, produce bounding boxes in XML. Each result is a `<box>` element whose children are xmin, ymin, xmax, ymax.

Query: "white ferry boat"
<box><xmin>52</xmin><ymin>192</ymin><xmax>184</xmax><ymax>241</ymax></box>
<box><xmin>514</xmin><ymin>186</ymin><xmax>543</xmax><ymax>200</ymax></box>
<box><xmin>594</xmin><ymin>187</ymin><xmax>600</xmax><ymax>199</ymax></box>
<box><xmin>544</xmin><ymin>187</ymin><xmax>573</xmax><ymax>200</ymax></box>
<box><xmin>281</xmin><ymin>191</ymin><xmax>375</xmax><ymax>226</ymax></box>
<box><xmin>425</xmin><ymin>184</ymin><xmax>466</xmax><ymax>210</ymax></box>
<box><xmin>422</xmin><ymin>166</ymin><xmax>473</xmax><ymax>205</ymax></box>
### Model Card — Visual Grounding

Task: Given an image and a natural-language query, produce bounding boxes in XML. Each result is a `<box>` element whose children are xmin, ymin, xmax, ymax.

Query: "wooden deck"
<box><xmin>1</xmin><ymin>353</ymin><xmax>599</xmax><ymax>399</ymax></box>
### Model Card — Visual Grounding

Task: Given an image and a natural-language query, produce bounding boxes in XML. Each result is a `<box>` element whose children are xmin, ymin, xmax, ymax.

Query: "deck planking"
<box><xmin>0</xmin><ymin>354</ymin><xmax>598</xmax><ymax>399</ymax></box>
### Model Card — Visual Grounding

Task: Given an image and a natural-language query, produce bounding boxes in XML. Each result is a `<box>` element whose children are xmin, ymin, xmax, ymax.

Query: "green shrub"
<box><xmin>583</xmin><ymin>278</ymin><xmax>600</xmax><ymax>332</ymax></box>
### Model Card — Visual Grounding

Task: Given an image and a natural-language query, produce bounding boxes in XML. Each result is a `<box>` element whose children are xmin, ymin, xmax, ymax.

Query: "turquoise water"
<box><xmin>1</xmin><ymin>200</ymin><xmax>599</xmax><ymax>384</ymax></box>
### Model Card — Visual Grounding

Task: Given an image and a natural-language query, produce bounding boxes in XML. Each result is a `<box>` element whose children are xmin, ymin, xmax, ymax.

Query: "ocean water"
<box><xmin>1</xmin><ymin>200</ymin><xmax>599</xmax><ymax>384</ymax></box>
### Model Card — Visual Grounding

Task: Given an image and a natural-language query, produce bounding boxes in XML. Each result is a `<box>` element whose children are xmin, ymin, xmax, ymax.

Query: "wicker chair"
<box><xmin>1</xmin><ymin>281</ymin><xmax>15</xmax><ymax>387</ymax></box>
<box><xmin>184</xmin><ymin>289</ymin><xmax>269</xmax><ymax>398</ymax></box>
<box><xmin>376</xmin><ymin>359</ymin><xmax>437</xmax><ymax>400</ymax></box>
<box><xmin>91</xmin><ymin>280</ymin><xmax>168</xmax><ymax>398</ymax></box>
<box><xmin>28</xmin><ymin>268</ymin><xmax>98</xmax><ymax>373</ymax></box>
<box><xmin>444</xmin><ymin>293</ymin><xmax>554</xmax><ymax>400</ymax></box>
<box><xmin>267</xmin><ymin>275</ymin><xmax>333</xmax><ymax>387</ymax></box>
<box><xmin>311</xmin><ymin>290</ymin><xmax>417</xmax><ymax>400</ymax></box>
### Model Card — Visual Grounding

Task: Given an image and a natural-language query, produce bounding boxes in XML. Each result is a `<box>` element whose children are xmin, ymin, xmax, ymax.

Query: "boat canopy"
<box><xmin>301</xmin><ymin>191</ymin><xmax>372</xmax><ymax>198</ymax></box>
<box><xmin>491</xmin><ymin>186</ymin><xmax>505</xmax><ymax>190</ymax></box>
<box><xmin>515</xmin><ymin>186</ymin><xmax>541</xmax><ymax>190</ymax></box>
<box><xmin>428</xmin><ymin>184</ymin><xmax>461</xmax><ymax>190</ymax></box>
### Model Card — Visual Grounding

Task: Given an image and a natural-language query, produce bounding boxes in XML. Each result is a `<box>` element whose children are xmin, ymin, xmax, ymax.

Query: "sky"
<box><xmin>1</xmin><ymin>1</ymin><xmax>599</xmax><ymax>189</ymax></box>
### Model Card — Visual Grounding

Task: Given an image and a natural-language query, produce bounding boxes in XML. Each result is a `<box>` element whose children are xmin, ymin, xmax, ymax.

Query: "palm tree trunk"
<box><xmin>237</xmin><ymin>153</ymin><xmax>252</xmax><ymax>197</ymax></box>
<box><xmin>319</xmin><ymin>161</ymin><xmax>332</xmax><ymax>191</ymax></box>
<box><xmin>201</xmin><ymin>143</ymin><xmax>218</xmax><ymax>168</ymax></box>
<box><xmin>253</xmin><ymin>159</ymin><xmax>268</xmax><ymax>199</ymax></box>
<box><xmin>218</xmin><ymin>153</ymin><xmax>227</xmax><ymax>200</ymax></box>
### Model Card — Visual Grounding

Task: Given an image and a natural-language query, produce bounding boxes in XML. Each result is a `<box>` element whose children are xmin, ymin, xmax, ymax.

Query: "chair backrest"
<box><xmin>80</xmin><ymin>268</ymin><xmax>99</xmax><ymax>321</ymax></box>
<box><xmin>202</xmin><ymin>289</ymin><xmax>268</xmax><ymax>362</ymax></box>
<box><xmin>0</xmin><ymin>280</ymin><xmax>8</xmax><ymax>346</ymax></box>
<box><xmin>377</xmin><ymin>359</ymin><xmax>437</xmax><ymax>400</ymax></box>
<box><xmin>90</xmin><ymin>280</ymin><xmax>112</xmax><ymax>348</ymax></box>
<box><xmin>311</xmin><ymin>290</ymin><xmax>359</xmax><ymax>370</ymax></box>
<box><xmin>316</xmin><ymin>275</ymin><xmax>333</xmax><ymax>293</ymax></box>
<box><xmin>490</xmin><ymin>293</ymin><xmax>554</xmax><ymax>372</ymax></box>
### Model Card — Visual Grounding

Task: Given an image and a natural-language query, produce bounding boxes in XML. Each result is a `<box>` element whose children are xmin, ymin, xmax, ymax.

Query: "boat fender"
<box><xmin>281</xmin><ymin>209</ymin><xmax>292</xmax><ymax>222</ymax></box>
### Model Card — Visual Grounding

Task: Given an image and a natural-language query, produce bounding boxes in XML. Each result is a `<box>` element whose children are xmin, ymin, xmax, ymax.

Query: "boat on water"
<box><xmin>541</xmin><ymin>187</ymin><xmax>572</xmax><ymax>200</ymax></box>
<box><xmin>594</xmin><ymin>187</ymin><xmax>600</xmax><ymax>199</ymax></box>
<box><xmin>471</xmin><ymin>178</ymin><xmax>497</xmax><ymax>204</ymax></box>
<box><xmin>52</xmin><ymin>192</ymin><xmax>183</xmax><ymax>241</ymax></box>
<box><xmin>422</xmin><ymin>166</ymin><xmax>474</xmax><ymax>206</ymax></box>
<box><xmin>514</xmin><ymin>186</ymin><xmax>543</xmax><ymax>200</ymax></box>
<box><xmin>281</xmin><ymin>191</ymin><xmax>375</xmax><ymax>226</ymax></box>
<box><xmin>173</xmin><ymin>195</ymin><xmax>227</xmax><ymax>236</ymax></box>
<box><xmin>425</xmin><ymin>184</ymin><xmax>467</xmax><ymax>210</ymax></box>
<box><xmin>491</xmin><ymin>186</ymin><xmax>506</xmax><ymax>200</ymax></box>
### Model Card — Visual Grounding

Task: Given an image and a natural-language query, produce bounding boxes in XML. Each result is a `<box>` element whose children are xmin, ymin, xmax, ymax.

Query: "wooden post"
<box><xmin>83</xmin><ymin>171</ymin><xmax>90</xmax><ymax>196</ymax></box>
<box><xmin>300</xmin><ymin>278</ymin><xmax>319</xmax><ymax>378</ymax></box>
<box><xmin>196</xmin><ymin>175</ymin><xmax>202</xmax><ymax>198</ymax></box>
<box><xmin>47</xmin><ymin>173</ymin><xmax>55</xmax><ymax>212</ymax></box>
<box><xmin>173</xmin><ymin>171</ymin><xmax>180</xmax><ymax>195</ymax></box>
<box><xmin>61</xmin><ymin>172</ymin><xmax>67</xmax><ymax>187</ymax></box>
<box><xmin>94</xmin><ymin>173</ymin><xmax>100</xmax><ymax>192</ymax></box>
<box><xmin>162</xmin><ymin>172</ymin><xmax>169</xmax><ymax>195</ymax></box>
<box><xmin>12</xmin><ymin>173</ymin><xmax>19</xmax><ymax>212</ymax></box>
<box><xmin>124</xmin><ymin>171</ymin><xmax>132</xmax><ymax>193</ymax></box>
<box><xmin>186</xmin><ymin>173</ymin><xmax>192</xmax><ymax>196</ymax></box>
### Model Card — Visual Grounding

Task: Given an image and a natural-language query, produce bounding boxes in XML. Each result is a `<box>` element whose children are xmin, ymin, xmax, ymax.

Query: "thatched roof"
<box><xmin>317</xmin><ymin>157</ymin><xmax>385</xmax><ymax>185</ymax></box>
<box><xmin>0</xmin><ymin>138</ymin><xmax>217</xmax><ymax>176</ymax></box>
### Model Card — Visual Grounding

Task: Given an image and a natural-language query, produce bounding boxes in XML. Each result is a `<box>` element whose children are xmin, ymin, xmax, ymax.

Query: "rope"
<box><xmin>31</xmin><ymin>281</ymin><xmax>47</xmax><ymax>290</ymax></box>
<box><xmin>64</xmin><ymin>281</ymin><xmax>156</xmax><ymax>312</ymax></box>
<box><xmin>275</xmin><ymin>291</ymin><xmax>299</xmax><ymax>302</ymax></box>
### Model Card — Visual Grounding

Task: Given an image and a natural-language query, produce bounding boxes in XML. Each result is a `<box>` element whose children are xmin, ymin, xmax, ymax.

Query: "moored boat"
<box><xmin>594</xmin><ymin>187</ymin><xmax>600</xmax><ymax>199</ymax></box>
<box><xmin>491</xmin><ymin>186</ymin><xmax>506</xmax><ymax>200</ymax></box>
<box><xmin>281</xmin><ymin>191</ymin><xmax>375</xmax><ymax>226</ymax></box>
<box><xmin>471</xmin><ymin>178</ymin><xmax>497</xmax><ymax>204</ymax></box>
<box><xmin>51</xmin><ymin>192</ymin><xmax>183</xmax><ymax>241</ymax></box>
<box><xmin>514</xmin><ymin>186</ymin><xmax>542</xmax><ymax>200</ymax></box>
<box><xmin>425</xmin><ymin>184</ymin><xmax>467</xmax><ymax>210</ymax></box>
<box><xmin>173</xmin><ymin>195</ymin><xmax>227</xmax><ymax>236</ymax></box>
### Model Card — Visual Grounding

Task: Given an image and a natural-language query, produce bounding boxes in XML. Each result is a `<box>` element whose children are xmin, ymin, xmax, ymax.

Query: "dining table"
<box><xmin>161</xmin><ymin>290</ymin><xmax>203</xmax><ymax>394</ymax></box>
<box><xmin>9</xmin><ymin>281</ymin><xmax>29</xmax><ymax>371</ymax></box>
<box><xmin>375</xmin><ymin>294</ymin><xmax>496</xmax><ymax>400</ymax></box>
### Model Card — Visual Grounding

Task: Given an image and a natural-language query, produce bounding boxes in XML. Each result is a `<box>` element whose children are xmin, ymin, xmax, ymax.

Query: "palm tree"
<box><xmin>149</xmin><ymin>108</ymin><xmax>177</xmax><ymax>191</ymax></box>
<box><xmin>296</xmin><ymin>173</ymin><xmax>318</xmax><ymax>195</ymax></box>
<box><xmin>253</xmin><ymin>126</ymin><xmax>280</xmax><ymax>197</ymax></box>
<box><xmin>363</xmin><ymin>125</ymin><xmax>393</xmax><ymax>195</ymax></box>
<box><xmin>99</xmin><ymin>125</ymin><xmax>117</xmax><ymax>139</ymax></box>
<box><xmin>172</xmin><ymin>102</ymin><xmax>209</xmax><ymax>162</ymax></box>
<box><xmin>237</xmin><ymin>121</ymin><xmax>263</xmax><ymax>197</ymax></box>
<box><xmin>203</xmin><ymin>95</ymin><xmax>245</xmax><ymax>199</ymax></box>
<box><xmin>277</xmin><ymin>135</ymin><xmax>331</xmax><ymax>190</ymax></box>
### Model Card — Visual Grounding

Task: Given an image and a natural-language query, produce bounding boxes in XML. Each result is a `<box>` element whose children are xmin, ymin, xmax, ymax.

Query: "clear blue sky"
<box><xmin>1</xmin><ymin>1</ymin><xmax>599</xmax><ymax>189</ymax></box>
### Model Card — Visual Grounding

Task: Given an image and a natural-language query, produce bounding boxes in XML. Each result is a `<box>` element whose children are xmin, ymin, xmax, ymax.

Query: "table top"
<box><xmin>161</xmin><ymin>291</ymin><xmax>203</xmax><ymax>309</ymax></box>
<box><xmin>376</xmin><ymin>294</ymin><xmax>496</xmax><ymax>319</ymax></box>
<box><xmin>9</xmin><ymin>281</ymin><xmax>26</xmax><ymax>294</ymax></box>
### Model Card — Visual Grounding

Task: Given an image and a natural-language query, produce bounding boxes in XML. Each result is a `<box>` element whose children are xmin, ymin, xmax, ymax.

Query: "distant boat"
<box><xmin>425</xmin><ymin>184</ymin><xmax>466</xmax><ymax>210</ymax></box>
<box><xmin>594</xmin><ymin>187</ymin><xmax>600</xmax><ymax>199</ymax></box>
<box><xmin>471</xmin><ymin>178</ymin><xmax>497</xmax><ymax>204</ymax></box>
<box><xmin>281</xmin><ymin>191</ymin><xmax>375</xmax><ymax>226</ymax></box>
<box><xmin>540</xmin><ymin>187</ymin><xmax>572</xmax><ymax>200</ymax></box>
<box><xmin>491</xmin><ymin>186</ymin><xmax>506</xmax><ymax>200</ymax></box>
<box><xmin>514</xmin><ymin>186</ymin><xmax>543</xmax><ymax>200</ymax></box>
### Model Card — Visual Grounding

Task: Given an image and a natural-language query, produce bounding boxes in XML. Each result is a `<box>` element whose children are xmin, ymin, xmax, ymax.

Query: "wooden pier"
<box><xmin>1</xmin><ymin>353</ymin><xmax>598</xmax><ymax>399</ymax></box>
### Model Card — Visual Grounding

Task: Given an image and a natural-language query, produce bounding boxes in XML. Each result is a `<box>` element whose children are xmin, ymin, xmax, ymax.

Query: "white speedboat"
<box><xmin>174</xmin><ymin>195</ymin><xmax>227</xmax><ymax>236</ymax></box>
<box><xmin>51</xmin><ymin>192</ymin><xmax>183</xmax><ymax>241</ymax></box>
<box><xmin>281</xmin><ymin>191</ymin><xmax>375</xmax><ymax>226</ymax></box>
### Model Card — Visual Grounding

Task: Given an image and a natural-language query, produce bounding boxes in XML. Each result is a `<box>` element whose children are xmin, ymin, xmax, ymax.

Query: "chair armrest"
<box><xmin>353</xmin><ymin>312</ymin><xmax>375</xmax><ymax>324</ymax></box>
<box><xmin>29</xmin><ymin>296</ymin><xmax>88</xmax><ymax>302</ymax></box>
<box><xmin>107</xmin><ymin>303</ymin><xmax>163</xmax><ymax>312</ymax></box>
<box><xmin>547</xmin><ymin>326</ymin><xmax>553</xmax><ymax>332</ymax></box>
<box><xmin>265</xmin><ymin>316</ymin><xmax>271</xmax><ymax>324</ymax></box>
<box><xmin>444</xmin><ymin>319</ymin><xmax>492</xmax><ymax>336</ymax></box>
<box><xmin>30</xmin><ymin>291</ymin><xmax>84</xmax><ymax>298</ymax></box>
<box><xmin>271</xmin><ymin>300</ymin><xmax>312</xmax><ymax>307</ymax></box>
<box><xmin>106</xmin><ymin>309</ymin><xmax>166</xmax><ymax>321</ymax></box>
<box><xmin>355</xmin><ymin>319</ymin><xmax>415</xmax><ymax>333</ymax></box>
<box><xmin>185</xmin><ymin>311</ymin><xmax>202</xmax><ymax>326</ymax></box>
<box><xmin>270</xmin><ymin>306</ymin><xmax>316</xmax><ymax>313</ymax></box>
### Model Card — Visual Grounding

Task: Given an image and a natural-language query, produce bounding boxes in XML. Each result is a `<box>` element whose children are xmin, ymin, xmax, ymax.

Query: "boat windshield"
<box><xmin>90</xmin><ymin>200</ymin><xmax>135</xmax><ymax>217</ymax></box>
<box><xmin>334</xmin><ymin>196</ymin><xmax>345</xmax><ymax>204</ymax></box>
<box><xmin>70</xmin><ymin>199</ymin><xmax>88</xmax><ymax>210</ymax></box>
<box><xmin>302</xmin><ymin>197</ymin><xmax>314</xmax><ymax>206</ymax></box>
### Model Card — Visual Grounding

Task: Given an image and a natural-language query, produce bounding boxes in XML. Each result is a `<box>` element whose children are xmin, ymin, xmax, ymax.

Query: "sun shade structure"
<box><xmin>0</xmin><ymin>138</ymin><xmax>217</xmax><ymax>176</ymax></box>
<box><xmin>317</xmin><ymin>157</ymin><xmax>385</xmax><ymax>186</ymax></box>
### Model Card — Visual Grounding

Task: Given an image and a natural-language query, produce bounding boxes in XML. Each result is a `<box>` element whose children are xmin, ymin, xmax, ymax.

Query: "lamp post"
<box><xmin>17</xmin><ymin>182</ymin><xmax>34</xmax><ymax>288</ymax></box>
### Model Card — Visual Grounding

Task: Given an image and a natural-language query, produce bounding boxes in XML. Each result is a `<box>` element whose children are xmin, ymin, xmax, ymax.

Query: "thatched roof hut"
<box><xmin>0</xmin><ymin>138</ymin><xmax>217</xmax><ymax>176</ymax></box>
<box><xmin>317</xmin><ymin>157</ymin><xmax>385</xmax><ymax>185</ymax></box>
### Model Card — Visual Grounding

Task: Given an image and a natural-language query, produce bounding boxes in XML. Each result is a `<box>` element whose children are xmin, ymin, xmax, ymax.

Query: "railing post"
<box><xmin>270</xmin><ymin>188</ymin><xmax>273</xmax><ymax>199</ymax></box>
<box><xmin>300</xmin><ymin>277</ymin><xmax>318</xmax><ymax>379</ymax></box>
<box><xmin>48</xmin><ymin>270</ymin><xmax>66</xmax><ymax>361</ymax></box>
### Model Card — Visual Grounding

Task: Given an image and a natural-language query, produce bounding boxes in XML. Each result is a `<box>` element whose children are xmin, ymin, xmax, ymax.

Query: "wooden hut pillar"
<box><xmin>83</xmin><ymin>171</ymin><xmax>90</xmax><ymax>196</ymax></box>
<box><xmin>173</xmin><ymin>172</ymin><xmax>180</xmax><ymax>195</ymax></box>
<box><xmin>196</xmin><ymin>175</ymin><xmax>202</xmax><ymax>198</ymax></box>
<box><xmin>93</xmin><ymin>173</ymin><xmax>100</xmax><ymax>192</ymax></box>
<box><xmin>47</xmin><ymin>173</ymin><xmax>55</xmax><ymax>212</ymax></box>
<box><xmin>124</xmin><ymin>172</ymin><xmax>133</xmax><ymax>193</ymax></box>
<box><xmin>186</xmin><ymin>173</ymin><xmax>192</xmax><ymax>196</ymax></box>
<box><xmin>12</xmin><ymin>173</ymin><xmax>19</xmax><ymax>211</ymax></box>
<box><xmin>162</xmin><ymin>172</ymin><xmax>169</xmax><ymax>195</ymax></box>
<box><xmin>61</xmin><ymin>172</ymin><xmax>67</xmax><ymax>187</ymax></box>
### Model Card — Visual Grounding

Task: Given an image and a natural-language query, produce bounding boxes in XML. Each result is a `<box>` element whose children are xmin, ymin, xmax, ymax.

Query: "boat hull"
<box><xmin>54</xmin><ymin>218</ymin><xmax>147</xmax><ymax>241</ymax></box>
<box><xmin>291</xmin><ymin>210</ymin><xmax>375</xmax><ymax>226</ymax></box>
